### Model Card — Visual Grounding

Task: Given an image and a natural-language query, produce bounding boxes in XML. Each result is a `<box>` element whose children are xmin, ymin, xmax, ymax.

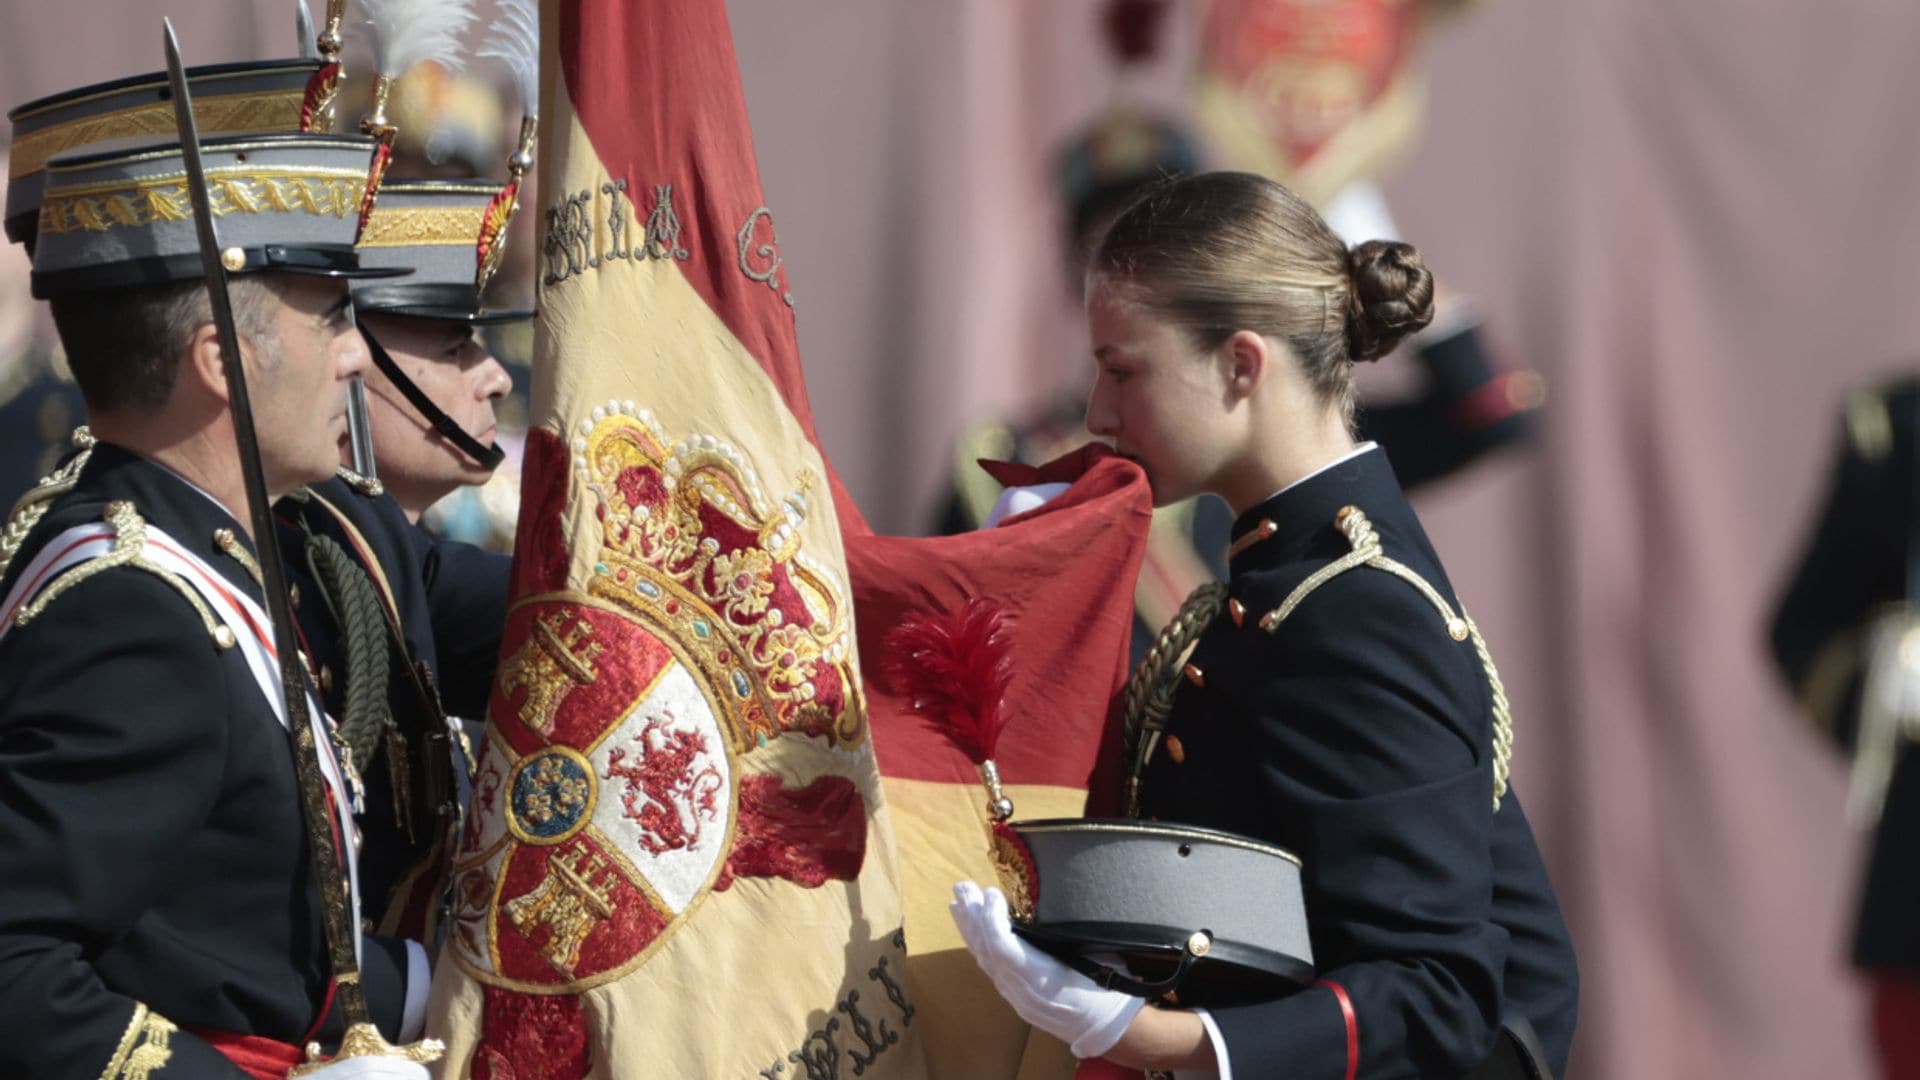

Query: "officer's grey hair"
<box><xmin>51</xmin><ymin>276</ymin><xmax>283</xmax><ymax>414</ymax></box>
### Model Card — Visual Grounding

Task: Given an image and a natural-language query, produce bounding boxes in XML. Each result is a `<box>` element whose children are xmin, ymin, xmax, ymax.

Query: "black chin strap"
<box><xmin>360</xmin><ymin>323</ymin><xmax>506</xmax><ymax>471</ymax></box>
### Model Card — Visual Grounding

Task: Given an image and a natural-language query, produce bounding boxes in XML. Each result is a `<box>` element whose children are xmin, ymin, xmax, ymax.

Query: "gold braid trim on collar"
<box><xmin>335</xmin><ymin>465</ymin><xmax>384</xmax><ymax>497</ymax></box>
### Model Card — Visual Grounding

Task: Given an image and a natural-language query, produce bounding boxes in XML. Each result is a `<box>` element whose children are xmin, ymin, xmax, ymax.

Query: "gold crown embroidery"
<box><xmin>575</xmin><ymin>403</ymin><xmax>863</xmax><ymax>750</ymax></box>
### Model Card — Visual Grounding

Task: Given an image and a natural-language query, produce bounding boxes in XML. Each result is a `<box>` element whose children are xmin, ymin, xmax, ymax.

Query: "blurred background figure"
<box><xmin>0</xmin><ymin>157</ymin><xmax>86</xmax><ymax>506</ymax></box>
<box><xmin>1770</xmin><ymin>376</ymin><xmax>1920</xmax><ymax>1080</ymax></box>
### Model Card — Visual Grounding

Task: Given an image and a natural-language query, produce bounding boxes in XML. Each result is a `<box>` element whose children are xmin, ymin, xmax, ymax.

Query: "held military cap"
<box><xmin>7</xmin><ymin>59</ymin><xmax>326</xmax><ymax>250</ymax></box>
<box><xmin>30</xmin><ymin>132</ymin><xmax>407</xmax><ymax>300</ymax></box>
<box><xmin>1008</xmin><ymin>817</ymin><xmax>1315</xmax><ymax>1007</ymax></box>
<box><xmin>351</xmin><ymin>177</ymin><xmax>533</xmax><ymax>324</ymax></box>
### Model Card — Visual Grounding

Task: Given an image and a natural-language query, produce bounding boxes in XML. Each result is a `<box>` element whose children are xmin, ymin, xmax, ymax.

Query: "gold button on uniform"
<box><xmin>1165</xmin><ymin>735</ymin><xmax>1186</xmax><ymax>764</ymax></box>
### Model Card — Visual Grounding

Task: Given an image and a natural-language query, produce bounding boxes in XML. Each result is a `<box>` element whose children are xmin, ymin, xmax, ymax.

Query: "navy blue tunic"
<box><xmin>1139</xmin><ymin>447</ymin><xmax>1578</xmax><ymax>1078</ymax></box>
<box><xmin>0</xmin><ymin>445</ymin><xmax>416</xmax><ymax>1078</ymax></box>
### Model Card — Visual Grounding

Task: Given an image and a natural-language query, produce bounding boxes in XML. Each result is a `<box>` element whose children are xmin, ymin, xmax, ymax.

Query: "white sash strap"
<box><xmin>0</xmin><ymin>519</ymin><xmax>363</xmax><ymax>961</ymax></box>
<box><xmin>0</xmin><ymin>524</ymin><xmax>114</xmax><ymax>635</ymax></box>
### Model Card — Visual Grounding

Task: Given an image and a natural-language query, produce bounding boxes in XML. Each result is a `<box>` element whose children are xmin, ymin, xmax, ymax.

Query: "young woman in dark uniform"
<box><xmin>951</xmin><ymin>171</ymin><xmax>1578</xmax><ymax>1078</ymax></box>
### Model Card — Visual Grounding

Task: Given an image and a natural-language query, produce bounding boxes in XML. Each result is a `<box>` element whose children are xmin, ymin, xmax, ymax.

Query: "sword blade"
<box><xmin>297</xmin><ymin>0</ymin><xmax>318</xmax><ymax>59</ymax></box>
<box><xmin>163</xmin><ymin>15</ymin><xmax>371</xmax><ymax>1027</ymax></box>
<box><xmin>346</xmin><ymin>373</ymin><xmax>379</xmax><ymax>479</ymax></box>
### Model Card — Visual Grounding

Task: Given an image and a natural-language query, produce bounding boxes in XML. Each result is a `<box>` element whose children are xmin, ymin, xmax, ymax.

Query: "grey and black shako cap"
<box><xmin>31</xmin><ymin>132</ymin><xmax>409</xmax><ymax>301</ymax></box>
<box><xmin>352</xmin><ymin>177</ymin><xmax>533</xmax><ymax>325</ymax></box>
<box><xmin>7</xmin><ymin>58</ymin><xmax>324</xmax><ymax>252</ymax></box>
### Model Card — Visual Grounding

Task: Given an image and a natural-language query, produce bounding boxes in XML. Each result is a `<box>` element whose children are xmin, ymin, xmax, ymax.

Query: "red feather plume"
<box><xmin>881</xmin><ymin>597</ymin><xmax>1016</xmax><ymax>765</ymax></box>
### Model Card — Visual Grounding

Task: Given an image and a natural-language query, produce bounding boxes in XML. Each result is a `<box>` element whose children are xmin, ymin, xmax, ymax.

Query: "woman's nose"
<box><xmin>1084</xmin><ymin>387</ymin><xmax>1118</xmax><ymax>438</ymax></box>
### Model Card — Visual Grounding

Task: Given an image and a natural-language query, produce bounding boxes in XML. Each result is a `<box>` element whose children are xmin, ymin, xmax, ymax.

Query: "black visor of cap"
<box><xmin>30</xmin><ymin>244</ymin><xmax>409</xmax><ymax>300</ymax></box>
<box><xmin>352</xmin><ymin>282</ymin><xmax>534</xmax><ymax>326</ymax></box>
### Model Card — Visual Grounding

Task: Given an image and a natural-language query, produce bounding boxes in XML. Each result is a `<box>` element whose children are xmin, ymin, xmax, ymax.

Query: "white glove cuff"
<box><xmin>1068</xmin><ymin>992</ymin><xmax>1146</xmax><ymax>1060</ymax></box>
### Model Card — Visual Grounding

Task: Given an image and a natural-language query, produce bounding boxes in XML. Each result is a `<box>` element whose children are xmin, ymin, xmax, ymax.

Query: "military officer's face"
<box><xmin>249</xmin><ymin>276</ymin><xmax>371</xmax><ymax>494</ymax></box>
<box><xmin>1084</xmin><ymin>279</ymin><xmax>1243</xmax><ymax>506</ymax></box>
<box><xmin>357</xmin><ymin>312</ymin><xmax>512</xmax><ymax>516</ymax></box>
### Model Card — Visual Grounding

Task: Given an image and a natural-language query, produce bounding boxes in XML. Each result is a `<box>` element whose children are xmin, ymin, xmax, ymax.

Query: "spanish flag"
<box><xmin>850</xmin><ymin>448</ymin><xmax>1152</xmax><ymax>1079</ymax></box>
<box><xmin>427</xmin><ymin>1</ymin><xmax>925</xmax><ymax>1074</ymax></box>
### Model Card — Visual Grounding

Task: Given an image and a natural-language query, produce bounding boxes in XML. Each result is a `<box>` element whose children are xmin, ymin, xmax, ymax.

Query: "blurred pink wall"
<box><xmin>7</xmin><ymin>2</ymin><xmax>1920</xmax><ymax>1077</ymax></box>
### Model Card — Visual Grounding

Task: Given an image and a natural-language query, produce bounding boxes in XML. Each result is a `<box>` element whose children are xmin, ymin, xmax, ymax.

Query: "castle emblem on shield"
<box><xmin>448</xmin><ymin>404</ymin><xmax>864</xmax><ymax>992</ymax></box>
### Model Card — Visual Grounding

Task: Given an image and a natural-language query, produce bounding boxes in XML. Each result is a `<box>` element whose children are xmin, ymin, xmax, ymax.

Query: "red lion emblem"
<box><xmin>602</xmin><ymin>711</ymin><xmax>725</xmax><ymax>856</ymax></box>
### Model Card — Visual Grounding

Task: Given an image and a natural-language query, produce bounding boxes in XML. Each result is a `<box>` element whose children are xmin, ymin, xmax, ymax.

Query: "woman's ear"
<box><xmin>1224</xmin><ymin>329</ymin><xmax>1268</xmax><ymax>401</ymax></box>
<box><xmin>182</xmin><ymin>320</ymin><xmax>237</xmax><ymax>406</ymax></box>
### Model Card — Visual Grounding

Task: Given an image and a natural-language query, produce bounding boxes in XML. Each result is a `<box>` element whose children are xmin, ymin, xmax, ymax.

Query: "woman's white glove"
<box><xmin>984</xmin><ymin>482</ymin><xmax>1071</xmax><ymax>527</ymax></box>
<box><xmin>949</xmin><ymin>880</ymin><xmax>1145</xmax><ymax>1059</ymax></box>
<box><xmin>291</xmin><ymin>1057</ymin><xmax>433</xmax><ymax>1079</ymax></box>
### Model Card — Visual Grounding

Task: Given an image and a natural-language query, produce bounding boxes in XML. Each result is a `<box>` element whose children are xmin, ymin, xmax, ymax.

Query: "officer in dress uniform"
<box><xmin>1769</xmin><ymin>375</ymin><xmax>1920</xmax><ymax>1078</ymax></box>
<box><xmin>278</xmin><ymin>168</ymin><xmax>530</xmax><ymax>941</ymax></box>
<box><xmin>950</xmin><ymin>172</ymin><xmax>1576</xmax><ymax>1078</ymax></box>
<box><xmin>273</xmin><ymin>43</ymin><xmax>536</xmax><ymax>940</ymax></box>
<box><xmin>0</xmin><ymin>46</ymin><xmax>517</xmax><ymax>959</ymax></box>
<box><xmin>0</xmin><ymin>130</ymin><xmax>432</xmax><ymax>1077</ymax></box>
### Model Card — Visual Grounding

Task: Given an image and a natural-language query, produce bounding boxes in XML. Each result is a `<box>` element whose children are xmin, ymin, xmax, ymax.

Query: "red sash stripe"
<box><xmin>147</xmin><ymin>535</ymin><xmax>278</xmax><ymax>659</ymax></box>
<box><xmin>187</xmin><ymin>1027</ymin><xmax>304</xmax><ymax>1080</ymax></box>
<box><xmin>1314</xmin><ymin>979</ymin><xmax>1359</xmax><ymax>1080</ymax></box>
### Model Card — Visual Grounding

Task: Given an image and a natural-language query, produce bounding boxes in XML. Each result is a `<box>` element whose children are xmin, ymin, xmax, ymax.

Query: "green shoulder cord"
<box><xmin>303</xmin><ymin>530</ymin><xmax>406</xmax><ymax>832</ymax></box>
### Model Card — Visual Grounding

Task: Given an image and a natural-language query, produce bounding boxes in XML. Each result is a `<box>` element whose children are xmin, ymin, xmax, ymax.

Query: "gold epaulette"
<box><xmin>1254</xmin><ymin>506</ymin><xmax>1515</xmax><ymax>809</ymax></box>
<box><xmin>99</xmin><ymin>1001</ymin><xmax>176</xmax><ymax>1080</ymax></box>
<box><xmin>335</xmin><ymin>465</ymin><xmax>384</xmax><ymax>498</ymax></box>
<box><xmin>0</xmin><ymin>425</ymin><xmax>96</xmax><ymax>581</ymax></box>
<box><xmin>15</xmin><ymin>500</ymin><xmax>237</xmax><ymax>652</ymax></box>
<box><xmin>1257</xmin><ymin>506</ymin><xmax>1470</xmax><ymax>641</ymax></box>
